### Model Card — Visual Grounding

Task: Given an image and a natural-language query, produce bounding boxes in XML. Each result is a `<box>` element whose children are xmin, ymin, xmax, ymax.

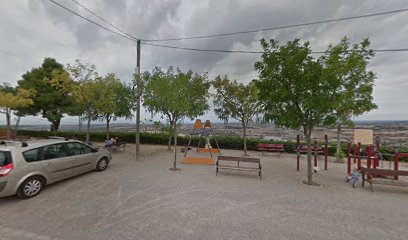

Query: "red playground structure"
<box><xmin>296</xmin><ymin>135</ymin><xmax>328</xmax><ymax>172</ymax></box>
<box><xmin>346</xmin><ymin>143</ymin><xmax>408</xmax><ymax>191</ymax></box>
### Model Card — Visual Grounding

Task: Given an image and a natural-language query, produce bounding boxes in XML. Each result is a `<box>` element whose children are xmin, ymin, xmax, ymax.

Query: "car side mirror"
<box><xmin>92</xmin><ymin>148</ymin><xmax>99</xmax><ymax>153</ymax></box>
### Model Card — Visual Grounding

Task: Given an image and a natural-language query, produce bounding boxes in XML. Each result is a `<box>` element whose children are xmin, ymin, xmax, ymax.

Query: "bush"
<box><xmin>14</xmin><ymin>129</ymin><xmax>362</xmax><ymax>158</ymax></box>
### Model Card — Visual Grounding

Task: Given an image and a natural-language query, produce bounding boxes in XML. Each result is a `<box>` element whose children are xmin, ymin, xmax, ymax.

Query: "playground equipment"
<box><xmin>346</xmin><ymin>141</ymin><xmax>408</xmax><ymax>191</ymax></box>
<box><xmin>182</xmin><ymin>119</ymin><xmax>220</xmax><ymax>165</ymax></box>
<box><xmin>296</xmin><ymin>135</ymin><xmax>328</xmax><ymax>171</ymax></box>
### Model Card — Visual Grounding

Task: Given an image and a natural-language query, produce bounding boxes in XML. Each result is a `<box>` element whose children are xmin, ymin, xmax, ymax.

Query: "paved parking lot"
<box><xmin>0</xmin><ymin>144</ymin><xmax>407</xmax><ymax>240</ymax></box>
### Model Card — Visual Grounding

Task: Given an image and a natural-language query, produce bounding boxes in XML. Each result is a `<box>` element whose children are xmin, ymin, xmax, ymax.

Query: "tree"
<box><xmin>212</xmin><ymin>76</ymin><xmax>262</xmax><ymax>155</ymax></box>
<box><xmin>255</xmin><ymin>39</ymin><xmax>339</xmax><ymax>185</ymax></box>
<box><xmin>143</xmin><ymin>66</ymin><xmax>210</xmax><ymax>169</ymax></box>
<box><xmin>0</xmin><ymin>84</ymin><xmax>33</xmax><ymax>139</ymax></box>
<box><xmin>17</xmin><ymin>58</ymin><xmax>76</xmax><ymax>131</ymax></box>
<box><xmin>95</xmin><ymin>73</ymin><xmax>133</xmax><ymax>139</ymax></box>
<box><xmin>67</xmin><ymin>60</ymin><xmax>100</xmax><ymax>143</ymax></box>
<box><xmin>321</xmin><ymin>37</ymin><xmax>377</xmax><ymax>161</ymax></box>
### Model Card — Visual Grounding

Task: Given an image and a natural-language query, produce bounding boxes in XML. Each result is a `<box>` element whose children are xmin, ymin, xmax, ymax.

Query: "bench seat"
<box><xmin>216</xmin><ymin>156</ymin><xmax>262</xmax><ymax>179</ymax></box>
<box><xmin>257</xmin><ymin>144</ymin><xmax>285</xmax><ymax>155</ymax></box>
<box><xmin>360</xmin><ymin>166</ymin><xmax>408</xmax><ymax>191</ymax></box>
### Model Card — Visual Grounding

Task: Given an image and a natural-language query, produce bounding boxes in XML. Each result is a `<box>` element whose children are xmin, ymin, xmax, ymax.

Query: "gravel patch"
<box><xmin>0</xmin><ymin>144</ymin><xmax>407</xmax><ymax>240</ymax></box>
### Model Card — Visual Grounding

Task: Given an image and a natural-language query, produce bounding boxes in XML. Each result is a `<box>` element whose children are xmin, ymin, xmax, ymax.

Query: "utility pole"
<box><xmin>135</xmin><ymin>39</ymin><xmax>141</xmax><ymax>160</ymax></box>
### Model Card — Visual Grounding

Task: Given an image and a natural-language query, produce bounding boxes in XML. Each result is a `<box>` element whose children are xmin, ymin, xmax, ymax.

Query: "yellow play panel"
<box><xmin>182</xmin><ymin>157</ymin><xmax>215</xmax><ymax>165</ymax></box>
<box><xmin>197</xmin><ymin>148</ymin><xmax>221</xmax><ymax>153</ymax></box>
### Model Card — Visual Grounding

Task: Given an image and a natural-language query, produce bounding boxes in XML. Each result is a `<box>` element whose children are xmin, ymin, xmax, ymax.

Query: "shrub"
<box><xmin>17</xmin><ymin>129</ymin><xmax>400</xmax><ymax>159</ymax></box>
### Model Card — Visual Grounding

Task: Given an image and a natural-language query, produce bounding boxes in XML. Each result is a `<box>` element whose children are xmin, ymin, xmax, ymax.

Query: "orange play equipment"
<box><xmin>181</xmin><ymin>119</ymin><xmax>221</xmax><ymax>165</ymax></box>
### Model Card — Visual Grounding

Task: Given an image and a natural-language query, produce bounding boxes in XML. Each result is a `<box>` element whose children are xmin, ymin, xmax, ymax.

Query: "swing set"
<box><xmin>181</xmin><ymin>119</ymin><xmax>221</xmax><ymax>165</ymax></box>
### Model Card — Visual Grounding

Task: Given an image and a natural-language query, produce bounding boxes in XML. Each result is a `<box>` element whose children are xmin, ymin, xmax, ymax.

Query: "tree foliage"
<box><xmin>321</xmin><ymin>37</ymin><xmax>377</xmax><ymax>161</ymax></box>
<box><xmin>95</xmin><ymin>73</ymin><xmax>134</xmax><ymax>139</ymax></box>
<box><xmin>66</xmin><ymin>59</ymin><xmax>100</xmax><ymax>143</ymax></box>
<box><xmin>143</xmin><ymin>66</ymin><xmax>210</xmax><ymax>156</ymax></box>
<box><xmin>255</xmin><ymin>39</ymin><xmax>339</xmax><ymax>185</ymax></box>
<box><xmin>17</xmin><ymin>58</ymin><xmax>76</xmax><ymax>131</ymax></box>
<box><xmin>212</xmin><ymin>75</ymin><xmax>262</xmax><ymax>155</ymax></box>
<box><xmin>0</xmin><ymin>84</ymin><xmax>33</xmax><ymax>138</ymax></box>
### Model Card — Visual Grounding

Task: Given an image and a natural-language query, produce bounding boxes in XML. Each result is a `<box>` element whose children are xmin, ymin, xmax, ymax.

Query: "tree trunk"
<box><xmin>304</xmin><ymin>126</ymin><xmax>313</xmax><ymax>185</ymax></box>
<box><xmin>242</xmin><ymin>120</ymin><xmax>248</xmax><ymax>156</ymax></box>
<box><xmin>106</xmin><ymin>116</ymin><xmax>111</xmax><ymax>140</ymax></box>
<box><xmin>336</xmin><ymin>123</ymin><xmax>341</xmax><ymax>162</ymax></box>
<box><xmin>50</xmin><ymin>118</ymin><xmax>61</xmax><ymax>133</ymax></box>
<box><xmin>86</xmin><ymin>117</ymin><xmax>91</xmax><ymax>144</ymax></box>
<box><xmin>167</xmin><ymin>121</ymin><xmax>173</xmax><ymax>151</ymax></box>
<box><xmin>14</xmin><ymin>115</ymin><xmax>21</xmax><ymax>140</ymax></box>
<box><xmin>6</xmin><ymin>108</ymin><xmax>11</xmax><ymax>140</ymax></box>
<box><xmin>173</xmin><ymin>119</ymin><xmax>177</xmax><ymax>169</ymax></box>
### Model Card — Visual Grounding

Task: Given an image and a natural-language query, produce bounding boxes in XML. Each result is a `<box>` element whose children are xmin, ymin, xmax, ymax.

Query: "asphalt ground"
<box><xmin>0</xmin><ymin>144</ymin><xmax>407</xmax><ymax>240</ymax></box>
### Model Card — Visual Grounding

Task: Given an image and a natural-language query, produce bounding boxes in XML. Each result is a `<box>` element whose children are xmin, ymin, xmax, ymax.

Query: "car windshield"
<box><xmin>0</xmin><ymin>151</ymin><xmax>12</xmax><ymax>167</ymax></box>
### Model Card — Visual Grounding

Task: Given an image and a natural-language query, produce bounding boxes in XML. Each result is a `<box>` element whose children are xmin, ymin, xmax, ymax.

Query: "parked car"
<box><xmin>0</xmin><ymin>139</ymin><xmax>111</xmax><ymax>199</ymax></box>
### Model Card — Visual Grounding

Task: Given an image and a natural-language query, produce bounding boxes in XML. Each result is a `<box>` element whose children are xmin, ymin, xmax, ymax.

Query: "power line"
<box><xmin>68</xmin><ymin>0</ymin><xmax>141</xmax><ymax>41</ymax></box>
<box><xmin>47</xmin><ymin>0</ymin><xmax>137</xmax><ymax>42</ymax></box>
<box><xmin>61</xmin><ymin>0</ymin><xmax>408</xmax><ymax>46</ymax></box>
<box><xmin>47</xmin><ymin>0</ymin><xmax>408</xmax><ymax>54</ymax></box>
<box><xmin>143</xmin><ymin>42</ymin><xmax>408</xmax><ymax>54</ymax></box>
<box><xmin>145</xmin><ymin>8</ymin><xmax>408</xmax><ymax>42</ymax></box>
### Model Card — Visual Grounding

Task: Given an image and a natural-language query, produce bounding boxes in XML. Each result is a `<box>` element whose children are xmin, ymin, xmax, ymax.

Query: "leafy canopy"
<box><xmin>17</xmin><ymin>58</ymin><xmax>77</xmax><ymax>130</ymax></box>
<box><xmin>95</xmin><ymin>73</ymin><xmax>133</xmax><ymax>121</ymax></box>
<box><xmin>212</xmin><ymin>75</ymin><xmax>261</xmax><ymax>124</ymax></box>
<box><xmin>321</xmin><ymin>37</ymin><xmax>377</xmax><ymax>126</ymax></box>
<box><xmin>254</xmin><ymin>39</ymin><xmax>338</xmax><ymax>131</ymax></box>
<box><xmin>143</xmin><ymin>66</ymin><xmax>210</xmax><ymax>122</ymax></box>
<box><xmin>0</xmin><ymin>85</ymin><xmax>33</xmax><ymax>109</ymax></box>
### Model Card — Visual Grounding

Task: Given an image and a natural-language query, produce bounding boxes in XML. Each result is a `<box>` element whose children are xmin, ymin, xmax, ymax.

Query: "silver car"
<box><xmin>0</xmin><ymin>139</ymin><xmax>111</xmax><ymax>199</ymax></box>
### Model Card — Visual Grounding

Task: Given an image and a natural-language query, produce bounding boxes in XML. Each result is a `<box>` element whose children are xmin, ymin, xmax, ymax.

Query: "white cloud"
<box><xmin>1</xmin><ymin>0</ymin><xmax>408</xmax><ymax>126</ymax></box>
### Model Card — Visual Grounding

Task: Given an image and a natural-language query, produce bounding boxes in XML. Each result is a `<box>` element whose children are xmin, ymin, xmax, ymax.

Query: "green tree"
<box><xmin>143</xmin><ymin>66</ymin><xmax>210</xmax><ymax>169</ymax></box>
<box><xmin>255</xmin><ymin>39</ymin><xmax>338</xmax><ymax>185</ymax></box>
<box><xmin>212</xmin><ymin>76</ymin><xmax>262</xmax><ymax>155</ymax></box>
<box><xmin>17</xmin><ymin>58</ymin><xmax>76</xmax><ymax>131</ymax></box>
<box><xmin>67</xmin><ymin>59</ymin><xmax>100</xmax><ymax>143</ymax></box>
<box><xmin>0</xmin><ymin>84</ymin><xmax>33</xmax><ymax>139</ymax></box>
<box><xmin>95</xmin><ymin>73</ymin><xmax>134</xmax><ymax>139</ymax></box>
<box><xmin>321</xmin><ymin>37</ymin><xmax>377</xmax><ymax>161</ymax></box>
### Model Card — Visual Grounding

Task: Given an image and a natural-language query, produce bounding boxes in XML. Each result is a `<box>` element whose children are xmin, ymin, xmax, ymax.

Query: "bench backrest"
<box><xmin>257</xmin><ymin>144</ymin><xmax>284</xmax><ymax>149</ymax></box>
<box><xmin>298</xmin><ymin>145</ymin><xmax>323</xmax><ymax>153</ymax></box>
<box><xmin>360</xmin><ymin>167</ymin><xmax>408</xmax><ymax>176</ymax></box>
<box><xmin>218</xmin><ymin>156</ymin><xmax>260</xmax><ymax>163</ymax></box>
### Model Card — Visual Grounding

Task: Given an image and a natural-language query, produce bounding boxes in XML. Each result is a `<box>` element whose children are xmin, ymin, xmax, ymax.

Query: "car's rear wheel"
<box><xmin>96</xmin><ymin>158</ymin><xmax>109</xmax><ymax>171</ymax></box>
<box><xmin>17</xmin><ymin>176</ymin><xmax>44</xmax><ymax>199</ymax></box>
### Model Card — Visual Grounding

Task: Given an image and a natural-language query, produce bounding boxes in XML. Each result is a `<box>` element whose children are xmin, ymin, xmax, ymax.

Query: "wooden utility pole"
<box><xmin>135</xmin><ymin>39</ymin><xmax>141</xmax><ymax>160</ymax></box>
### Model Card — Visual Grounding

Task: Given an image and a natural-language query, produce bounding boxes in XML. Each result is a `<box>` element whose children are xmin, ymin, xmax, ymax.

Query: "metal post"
<box><xmin>324</xmin><ymin>135</ymin><xmax>328</xmax><ymax>170</ymax></box>
<box><xmin>393</xmin><ymin>153</ymin><xmax>399</xmax><ymax>180</ymax></box>
<box><xmin>135</xmin><ymin>40</ymin><xmax>141</xmax><ymax>161</ymax></box>
<box><xmin>314</xmin><ymin>140</ymin><xmax>318</xmax><ymax>167</ymax></box>
<box><xmin>367</xmin><ymin>145</ymin><xmax>372</xmax><ymax>170</ymax></box>
<box><xmin>353</xmin><ymin>144</ymin><xmax>357</xmax><ymax>164</ymax></box>
<box><xmin>357</xmin><ymin>142</ymin><xmax>361</xmax><ymax>170</ymax></box>
<box><xmin>347</xmin><ymin>143</ymin><xmax>351</xmax><ymax>174</ymax></box>
<box><xmin>296</xmin><ymin>135</ymin><xmax>300</xmax><ymax>171</ymax></box>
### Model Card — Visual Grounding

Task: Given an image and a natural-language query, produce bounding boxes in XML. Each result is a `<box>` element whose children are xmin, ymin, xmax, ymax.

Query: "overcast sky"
<box><xmin>1</xmin><ymin>0</ymin><xmax>408</xmax><ymax>125</ymax></box>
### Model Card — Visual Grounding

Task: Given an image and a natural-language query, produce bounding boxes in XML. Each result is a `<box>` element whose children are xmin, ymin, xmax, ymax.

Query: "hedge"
<box><xmin>14</xmin><ymin>129</ymin><xmax>348</xmax><ymax>156</ymax></box>
<box><xmin>14</xmin><ymin>129</ymin><xmax>407</xmax><ymax>161</ymax></box>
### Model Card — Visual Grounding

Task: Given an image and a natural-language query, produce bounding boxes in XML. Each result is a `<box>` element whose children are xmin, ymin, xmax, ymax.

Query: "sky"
<box><xmin>1</xmin><ymin>0</ymin><xmax>408</xmax><ymax>126</ymax></box>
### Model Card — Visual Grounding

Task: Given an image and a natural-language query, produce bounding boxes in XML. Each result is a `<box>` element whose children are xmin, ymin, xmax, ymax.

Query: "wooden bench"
<box><xmin>257</xmin><ymin>144</ymin><xmax>285</xmax><ymax>155</ymax></box>
<box><xmin>297</xmin><ymin>145</ymin><xmax>324</xmax><ymax>155</ymax></box>
<box><xmin>216</xmin><ymin>156</ymin><xmax>262</xmax><ymax>180</ymax></box>
<box><xmin>360</xmin><ymin>167</ymin><xmax>408</xmax><ymax>192</ymax></box>
<box><xmin>105</xmin><ymin>142</ymin><xmax>127</xmax><ymax>152</ymax></box>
